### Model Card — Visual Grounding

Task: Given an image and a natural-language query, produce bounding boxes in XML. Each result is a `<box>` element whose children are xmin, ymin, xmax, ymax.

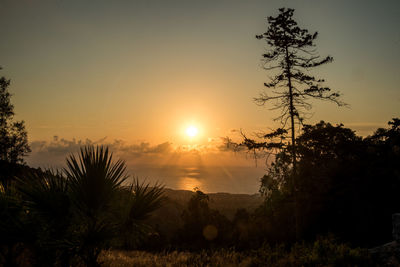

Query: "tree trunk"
<box><xmin>285</xmin><ymin>46</ymin><xmax>299</xmax><ymax>239</ymax></box>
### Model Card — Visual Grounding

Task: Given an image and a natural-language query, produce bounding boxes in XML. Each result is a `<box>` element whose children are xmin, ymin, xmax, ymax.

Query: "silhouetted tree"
<box><xmin>0</xmin><ymin>67</ymin><xmax>30</xmax><ymax>164</ymax></box>
<box><xmin>258</xmin><ymin>119</ymin><xmax>400</xmax><ymax>246</ymax></box>
<box><xmin>254</xmin><ymin>8</ymin><xmax>344</xmax><ymax>171</ymax></box>
<box><xmin>242</xmin><ymin>8</ymin><xmax>345</xmax><ymax>237</ymax></box>
<box><xmin>178</xmin><ymin>189</ymin><xmax>232</xmax><ymax>249</ymax></box>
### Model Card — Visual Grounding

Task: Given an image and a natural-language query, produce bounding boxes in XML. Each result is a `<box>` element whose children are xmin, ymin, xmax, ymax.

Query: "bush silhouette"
<box><xmin>4</xmin><ymin>145</ymin><xmax>164</xmax><ymax>266</ymax></box>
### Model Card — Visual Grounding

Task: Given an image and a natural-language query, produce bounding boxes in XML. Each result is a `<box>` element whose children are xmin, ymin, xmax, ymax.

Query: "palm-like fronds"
<box><xmin>127</xmin><ymin>178</ymin><xmax>165</xmax><ymax>222</ymax></box>
<box><xmin>115</xmin><ymin>178</ymin><xmax>165</xmax><ymax>249</ymax></box>
<box><xmin>64</xmin><ymin>146</ymin><xmax>128</xmax><ymax>217</ymax></box>
<box><xmin>3</xmin><ymin>145</ymin><xmax>165</xmax><ymax>265</ymax></box>
<box><xmin>17</xmin><ymin>170</ymin><xmax>69</xmax><ymax>222</ymax></box>
<box><xmin>63</xmin><ymin>145</ymin><xmax>129</xmax><ymax>266</ymax></box>
<box><xmin>15</xmin><ymin>170</ymin><xmax>75</xmax><ymax>266</ymax></box>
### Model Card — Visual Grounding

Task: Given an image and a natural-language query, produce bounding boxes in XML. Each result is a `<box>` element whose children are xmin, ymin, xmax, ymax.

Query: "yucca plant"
<box><xmin>64</xmin><ymin>145</ymin><xmax>128</xmax><ymax>267</ymax></box>
<box><xmin>114</xmin><ymin>178</ymin><xmax>165</xmax><ymax>249</ymax></box>
<box><xmin>18</xmin><ymin>170</ymin><xmax>69</xmax><ymax>224</ymax></box>
<box><xmin>65</xmin><ymin>146</ymin><xmax>127</xmax><ymax>218</ymax></box>
<box><xmin>5</xmin><ymin>145</ymin><xmax>165</xmax><ymax>266</ymax></box>
<box><xmin>17</xmin><ymin>170</ymin><xmax>73</xmax><ymax>266</ymax></box>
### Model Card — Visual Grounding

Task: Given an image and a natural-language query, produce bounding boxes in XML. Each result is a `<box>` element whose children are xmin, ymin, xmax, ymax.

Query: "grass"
<box><xmin>100</xmin><ymin>238</ymin><xmax>375</xmax><ymax>267</ymax></box>
<box><xmin>100</xmin><ymin>249</ymin><xmax>251</xmax><ymax>267</ymax></box>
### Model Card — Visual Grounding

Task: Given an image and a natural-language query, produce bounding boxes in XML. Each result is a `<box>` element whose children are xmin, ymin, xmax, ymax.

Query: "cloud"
<box><xmin>27</xmin><ymin>137</ymin><xmax>175</xmax><ymax>168</ymax></box>
<box><xmin>25</xmin><ymin>136</ymin><xmax>267</xmax><ymax>193</ymax></box>
<box><xmin>26</xmin><ymin>136</ymin><xmax>253</xmax><ymax>170</ymax></box>
<box><xmin>109</xmin><ymin>140</ymin><xmax>173</xmax><ymax>157</ymax></box>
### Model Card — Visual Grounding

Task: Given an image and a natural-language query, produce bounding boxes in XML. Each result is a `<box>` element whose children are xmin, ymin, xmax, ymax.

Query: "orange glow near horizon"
<box><xmin>179</xmin><ymin>177</ymin><xmax>203</xmax><ymax>191</ymax></box>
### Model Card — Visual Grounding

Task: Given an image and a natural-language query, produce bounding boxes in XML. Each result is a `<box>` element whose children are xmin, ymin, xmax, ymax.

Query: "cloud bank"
<box><xmin>26</xmin><ymin>136</ymin><xmax>266</xmax><ymax>194</ymax></box>
<box><xmin>27</xmin><ymin>136</ymin><xmax>254</xmax><ymax>169</ymax></box>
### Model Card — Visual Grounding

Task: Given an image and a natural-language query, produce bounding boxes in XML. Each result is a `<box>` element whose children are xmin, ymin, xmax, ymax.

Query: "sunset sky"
<box><xmin>1</xmin><ymin>0</ymin><xmax>399</xmax><ymax>193</ymax></box>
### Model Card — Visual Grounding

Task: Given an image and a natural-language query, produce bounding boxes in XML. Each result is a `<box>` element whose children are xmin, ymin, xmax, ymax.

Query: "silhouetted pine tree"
<box><xmin>250</xmin><ymin>8</ymin><xmax>345</xmax><ymax>237</ymax></box>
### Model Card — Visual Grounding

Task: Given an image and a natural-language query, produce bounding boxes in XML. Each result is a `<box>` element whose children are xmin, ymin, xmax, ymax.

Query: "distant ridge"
<box><xmin>162</xmin><ymin>188</ymin><xmax>262</xmax><ymax>217</ymax></box>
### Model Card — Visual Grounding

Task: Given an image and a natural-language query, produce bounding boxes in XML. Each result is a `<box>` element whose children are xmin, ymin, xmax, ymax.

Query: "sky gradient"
<box><xmin>1</xmin><ymin>0</ymin><xmax>399</xmax><ymax>192</ymax></box>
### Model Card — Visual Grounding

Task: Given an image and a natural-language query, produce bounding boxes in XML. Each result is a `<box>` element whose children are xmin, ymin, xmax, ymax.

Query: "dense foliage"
<box><xmin>176</xmin><ymin>189</ymin><xmax>232</xmax><ymax>249</ymax></box>
<box><xmin>0</xmin><ymin>69</ymin><xmax>30</xmax><ymax>164</ymax></box>
<box><xmin>257</xmin><ymin>119</ymin><xmax>400</xmax><ymax>246</ymax></box>
<box><xmin>0</xmin><ymin>68</ymin><xmax>31</xmax><ymax>187</ymax></box>
<box><xmin>0</xmin><ymin>145</ymin><xmax>164</xmax><ymax>266</ymax></box>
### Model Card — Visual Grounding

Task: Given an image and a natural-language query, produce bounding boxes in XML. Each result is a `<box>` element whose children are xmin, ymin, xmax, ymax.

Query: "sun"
<box><xmin>186</xmin><ymin>126</ymin><xmax>198</xmax><ymax>137</ymax></box>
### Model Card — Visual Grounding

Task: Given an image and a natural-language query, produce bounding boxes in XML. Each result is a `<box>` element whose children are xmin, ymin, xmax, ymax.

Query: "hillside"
<box><xmin>146</xmin><ymin>188</ymin><xmax>263</xmax><ymax>241</ymax></box>
<box><xmin>163</xmin><ymin>188</ymin><xmax>263</xmax><ymax>219</ymax></box>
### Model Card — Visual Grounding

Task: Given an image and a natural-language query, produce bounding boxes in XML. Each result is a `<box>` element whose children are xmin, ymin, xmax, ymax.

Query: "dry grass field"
<box><xmin>100</xmin><ymin>249</ymin><xmax>252</xmax><ymax>267</ymax></box>
<box><xmin>100</xmin><ymin>238</ymin><xmax>374</xmax><ymax>267</ymax></box>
